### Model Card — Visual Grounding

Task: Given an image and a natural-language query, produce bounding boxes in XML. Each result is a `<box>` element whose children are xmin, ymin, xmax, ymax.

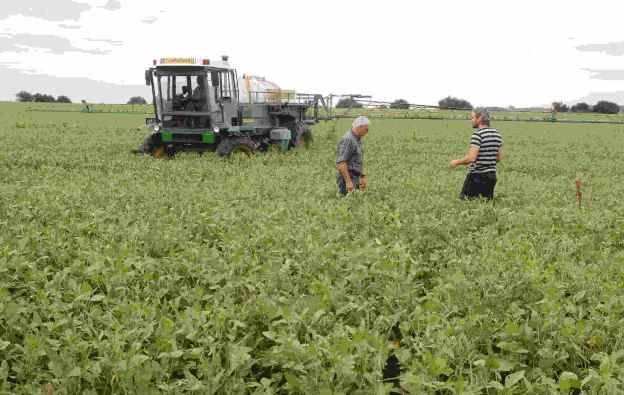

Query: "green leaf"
<box><xmin>559</xmin><ymin>371</ymin><xmax>580</xmax><ymax>390</ymax></box>
<box><xmin>497</xmin><ymin>341</ymin><xmax>528</xmax><ymax>354</ymax></box>
<box><xmin>581</xmin><ymin>370</ymin><xmax>599</xmax><ymax>388</ymax></box>
<box><xmin>189</xmin><ymin>348</ymin><xmax>203</xmax><ymax>359</ymax></box>
<box><xmin>130</xmin><ymin>354</ymin><xmax>149</xmax><ymax>367</ymax></box>
<box><xmin>505</xmin><ymin>370</ymin><xmax>525</xmax><ymax>388</ymax></box>
<box><xmin>473</xmin><ymin>359</ymin><xmax>486</xmax><ymax>367</ymax></box>
<box><xmin>284</xmin><ymin>372</ymin><xmax>301</xmax><ymax>389</ymax></box>
<box><xmin>68</xmin><ymin>366</ymin><xmax>81</xmax><ymax>377</ymax></box>
<box><xmin>0</xmin><ymin>360</ymin><xmax>8</xmax><ymax>382</ymax></box>
<box><xmin>0</xmin><ymin>340</ymin><xmax>10</xmax><ymax>350</ymax></box>
<box><xmin>487</xmin><ymin>381</ymin><xmax>505</xmax><ymax>390</ymax></box>
<box><xmin>487</xmin><ymin>356</ymin><xmax>515</xmax><ymax>372</ymax></box>
<box><xmin>498</xmin><ymin>359</ymin><xmax>516</xmax><ymax>372</ymax></box>
<box><xmin>90</xmin><ymin>294</ymin><xmax>105</xmax><ymax>302</ymax></box>
<box><xmin>229</xmin><ymin>345</ymin><xmax>251</xmax><ymax>371</ymax></box>
<box><xmin>426</xmin><ymin>355</ymin><xmax>452</xmax><ymax>376</ymax></box>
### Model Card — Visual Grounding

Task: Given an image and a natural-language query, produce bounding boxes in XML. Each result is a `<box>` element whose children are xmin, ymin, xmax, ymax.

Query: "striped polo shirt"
<box><xmin>469</xmin><ymin>128</ymin><xmax>503</xmax><ymax>174</ymax></box>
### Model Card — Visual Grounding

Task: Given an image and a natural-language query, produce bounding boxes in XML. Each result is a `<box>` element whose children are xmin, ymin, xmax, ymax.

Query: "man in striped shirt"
<box><xmin>450</xmin><ymin>108</ymin><xmax>503</xmax><ymax>200</ymax></box>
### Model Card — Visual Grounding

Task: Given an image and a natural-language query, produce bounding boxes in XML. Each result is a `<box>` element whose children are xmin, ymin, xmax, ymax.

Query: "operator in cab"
<box><xmin>192</xmin><ymin>76</ymin><xmax>207</xmax><ymax>102</ymax></box>
<box><xmin>174</xmin><ymin>85</ymin><xmax>191</xmax><ymax>111</ymax></box>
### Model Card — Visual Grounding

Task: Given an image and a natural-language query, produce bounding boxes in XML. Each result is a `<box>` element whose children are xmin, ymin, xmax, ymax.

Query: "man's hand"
<box><xmin>346</xmin><ymin>180</ymin><xmax>355</xmax><ymax>193</ymax></box>
<box><xmin>359</xmin><ymin>176</ymin><xmax>367</xmax><ymax>190</ymax></box>
<box><xmin>451</xmin><ymin>147</ymin><xmax>479</xmax><ymax>169</ymax></box>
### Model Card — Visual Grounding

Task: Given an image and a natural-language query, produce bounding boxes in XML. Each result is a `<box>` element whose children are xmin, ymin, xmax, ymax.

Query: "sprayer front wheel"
<box><xmin>216</xmin><ymin>138</ymin><xmax>256</xmax><ymax>157</ymax></box>
<box><xmin>152</xmin><ymin>145</ymin><xmax>167</xmax><ymax>159</ymax></box>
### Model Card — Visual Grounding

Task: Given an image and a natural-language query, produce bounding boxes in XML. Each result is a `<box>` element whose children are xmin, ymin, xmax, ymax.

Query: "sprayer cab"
<box><xmin>145</xmin><ymin>57</ymin><xmax>241</xmax><ymax>130</ymax></box>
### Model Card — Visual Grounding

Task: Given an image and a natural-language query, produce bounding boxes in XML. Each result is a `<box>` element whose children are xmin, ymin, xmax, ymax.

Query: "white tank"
<box><xmin>238</xmin><ymin>74</ymin><xmax>281</xmax><ymax>104</ymax></box>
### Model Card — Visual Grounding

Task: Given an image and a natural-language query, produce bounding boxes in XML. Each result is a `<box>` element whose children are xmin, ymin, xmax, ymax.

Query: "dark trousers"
<box><xmin>337</xmin><ymin>174</ymin><xmax>360</xmax><ymax>196</ymax></box>
<box><xmin>460</xmin><ymin>172</ymin><xmax>497</xmax><ymax>200</ymax></box>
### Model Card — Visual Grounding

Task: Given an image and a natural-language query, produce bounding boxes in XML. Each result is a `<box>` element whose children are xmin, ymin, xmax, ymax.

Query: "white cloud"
<box><xmin>577</xmin><ymin>41</ymin><xmax>624</xmax><ymax>56</ymax></box>
<box><xmin>101</xmin><ymin>0</ymin><xmax>121</xmax><ymax>11</ymax></box>
<box><xmin>0</xmin><ymin>0</ymin><xmax>91</xmax><ymax>21</ymax></box>
<box><xmin>582</xmin><ymin>68</ymin><xmax>624</xmax><ymax>80</ymax></box>
<box><xmin>2</xmin><ymin>0</ymin><xmax>624</xmax><ymax>105</ymax></box>
<box><xmin>140</xmin><ymin>16</ymin><xmax>158</xmax><ymax>24</ymax></box>
<box><xmin>0</xmin><ymin>32</ymin><xmax>110</xmax><ymax>55</ymax></box>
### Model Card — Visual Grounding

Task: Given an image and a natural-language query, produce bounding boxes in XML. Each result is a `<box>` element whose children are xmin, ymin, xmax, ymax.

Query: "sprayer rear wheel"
<box><xmin>286</xmin><ymin>121</ymin><xmax>312</xmax><ymax>148</ymax></box>
<box><xmin>302</xmin><ymin>127</ymin><xmax>313</xmax><ymax>148</ymax></box>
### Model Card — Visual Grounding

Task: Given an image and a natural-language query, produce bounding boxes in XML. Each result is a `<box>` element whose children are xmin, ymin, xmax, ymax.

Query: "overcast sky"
<box><xmin>1</xmin><ymin>0</ymin><xmax>624</xmax><ymax>105</ymax></box>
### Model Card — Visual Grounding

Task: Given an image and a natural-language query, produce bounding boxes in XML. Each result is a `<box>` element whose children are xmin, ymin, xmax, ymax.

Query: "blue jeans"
<box><xmin>337</xmin><ymin>174</ymin><xmax>360</xmax><ymax>196</ymax></box>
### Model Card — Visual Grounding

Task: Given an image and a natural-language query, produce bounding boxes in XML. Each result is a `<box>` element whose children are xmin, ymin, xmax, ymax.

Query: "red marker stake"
<box><xmin>575</xmin><ymin>179</ymin><xmax>582</xmax><ymax>209</ymax></box>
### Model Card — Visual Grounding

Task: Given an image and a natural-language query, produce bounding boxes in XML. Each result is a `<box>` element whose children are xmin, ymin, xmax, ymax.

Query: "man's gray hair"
<box><xmin>352</xmin><ymin>116</ymin><xmax>370</xmax><ymax>129</ymax></box>
<box><xmin>473</xmin><ymin>107</ymin><xmax>490</xmax><ymax>124</ymax></box>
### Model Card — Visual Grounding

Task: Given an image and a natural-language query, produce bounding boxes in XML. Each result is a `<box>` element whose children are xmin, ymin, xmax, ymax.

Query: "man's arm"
<box><xmin>336</xmin><ymin>138</ymin><xmax>355</xmax><ymax>191</ymax></box>
<box><xmin>496</xmin><ymin>148</ymin><xmax>503</xmax><ymax>162</ymax></box>
<box><xmin>336</xmin><ymin>162</ymin><xmax>354</xmax><ymax>191</ymax></box>
<box><xmin>450</xmin><ymin>146</ymin><xmax>479</xmax><ymax>168</ymax></box>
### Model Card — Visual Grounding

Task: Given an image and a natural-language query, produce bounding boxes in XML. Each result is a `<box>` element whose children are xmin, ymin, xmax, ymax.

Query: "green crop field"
<box><xmin>1</xmin><ymin>102</ymin><xmax>624</xmax><ymax>394</ymax></box>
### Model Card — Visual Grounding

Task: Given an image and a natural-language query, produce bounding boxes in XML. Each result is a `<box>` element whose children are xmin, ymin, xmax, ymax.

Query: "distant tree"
<box><xmin>438</xmin><ymin>96</ymin><xmax>473</xmax><ymax>110</ymax></box>
<box><xmin>390</xmin><ymin>99</ymin><xmax>410</xmax><ymax>109</ymax></box>
<box><xmin>56</xmin><ymin>95</ymin><xmax>72</xmax><ymax>103</ymax></box>
<box><xmin>127</xmin><ymin>96</ymin><xmax>147</xmax><ymax>105</ymax></box>
<box><xmin>592</xmin><ymin>100</ymin><xmax>620</xmax><ymax>114</ymax></box>
<box><xmin>552</xmin><ymin>102</ymin><xmax>569</xmax><ymax>112</ymax></box>
<box><xmin>32</xmin><ymin>93</ymin><xmax>56</xmax><ymax>102</ymax></box>
<box><xmin>16</xmin><ymin>91</ymin><xmax>33</xmax><ymax>102</ymax></box>
<box><xmin>335</xmin><ymin>97</ymin><xmax>363</xmax><ymax>108</ymax></box>
<box><xmin>378</xmin><ymin>105</ymin><xmax>388</xmax><ymax>109</ymax></box>
<box><xmin>570</xmin><ymin>102</ymin><xmax>591</xmax><ymax>113</ymax></box>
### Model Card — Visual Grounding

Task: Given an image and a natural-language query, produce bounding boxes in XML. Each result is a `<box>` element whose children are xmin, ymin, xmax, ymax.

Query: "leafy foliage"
<box><xmin>128</xmin><ymin>96</ymin><xmax>148</xmax><ymax>105</ymax></box>
<box><xmin>15</xmin><ymin>91</ymin><xmax>33</xmax><ymax>102</ymax></box>
<box><xmin>552</xmin><ymin>101</ymin><xmax>569</xmax><ymax>112</ymax></box>
<box><xmin>592</xmin><ymin>100</ymin><xmax>620</xmax><ymax>114</ymax></box>
<box><xmin>570</xmin><ymin>102</ymin><xmax>591</xmax><ymax>113</ymax></box>
<box><xmin>56</xmin><ymin>96</ymin><xmax>72</xmax><ymax>104</ymax></box>
<box><xmin>16</xmin><ymin>92</ymin><xmax>72</xmax><ymax>103</ymax></box>
<box><xmin>335</xmin><ymin>98</ymin><xmax>363</xmax><ymax>108</ymax></box>
<box><xmin>1</xmin><ymin>102</ymin><xmax>624</xmax><ymax>393</ymax></box>
<box><xmin>390</xmin><ymin>99</ymin><xmax>410</xmax><ymax>109</ymax></box>
<box><xmin>438</xmin><ymin>96</ymin><xmax>473</xmax><ymax>110</ymax></box>
<box><xmin>32</xmin><ymin>93</ymin><xmax>57</xmax><ymax>103</ymax></box>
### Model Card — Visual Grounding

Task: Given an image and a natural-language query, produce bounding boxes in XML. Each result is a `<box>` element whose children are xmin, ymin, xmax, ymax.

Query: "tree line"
<box><xmin>16</xmin><ymin>91</ymin><xmax>149</xmax><ymax>105</ymax></box>
<box><xmin>336</xmin><ymin>96</ymin><xmax>474</xmax><ymax>110</ymax></box>
<box><xmin>552</xmin><ymin>101</ymin><xmax>620</xmax><ymax>114</ymax></box>
<box><xmin>337</xmin><ymin>95</ymin><xmax>622</xmax><ymax>115</ymax></box>
<box><xmin>16</xmin><ymin>91</ymin><xmax>72</xmax><ymax>103</ymax></box>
